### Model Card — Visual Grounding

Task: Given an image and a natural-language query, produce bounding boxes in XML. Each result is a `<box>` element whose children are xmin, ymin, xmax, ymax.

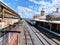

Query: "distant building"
<box><xmin>33</xmin><ymin>8</ymin><xmax>46</xmax><ymax>20</ymax></box>
<box><xmin>33</xmin><ymin>14</ymin><xmax>40</xmax><ymax>19</ymax></box>
<box><xmin>46</xmin><ymin>8</ymin><xmax>60</xmax><ymax>21</ymax></box>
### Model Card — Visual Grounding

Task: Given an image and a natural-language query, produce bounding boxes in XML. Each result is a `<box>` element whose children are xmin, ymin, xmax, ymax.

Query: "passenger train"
<box><xmin>25</xmin><ymin>19</ymin><xmax>36</xmax><ymax>26</ymax></box>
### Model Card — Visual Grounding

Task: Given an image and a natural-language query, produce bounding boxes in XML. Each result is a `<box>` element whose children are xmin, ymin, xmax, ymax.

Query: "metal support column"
<box><xmin>44</xmin><ymin>22</ymin><xmax>45</xmax><ymax>27</ymax></box>
<box><xmin>57</xmin><ymin>24</ymin><xmax>58</xmax><ymax>30</ymax></box>
<box><xmin>49</xmin><ymin>23</ymin><xmax>52</xmax><ymax>30</ymax></box>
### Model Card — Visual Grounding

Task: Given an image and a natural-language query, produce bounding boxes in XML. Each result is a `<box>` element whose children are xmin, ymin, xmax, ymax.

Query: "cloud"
<box><xmin>29</xmin><ymin>0</ymin><xmax>39</xmax><ymax>4</ymax></box>
<box><xmin>29</xmin><ymin>0</ymin><xmax>60</xmax><ymax>14</ymax></box>
<box><xmin>18</xmin><ymin>0</ymin><xmax>60</xmax><ymax>19</ymax></box>
<box><xmin>13</xmin><ymin>3</ymin><xmax>16</xmax><ymax>5</ymax></box>
<box><xmin>29</xmin><ymin>6</ymin><xmax>34</xmax><ymax>9</ymax></box>
<box><xmin>17</xmin><ymin>6</ymin><xmax>37</xmax><ymax>18</ymax></box>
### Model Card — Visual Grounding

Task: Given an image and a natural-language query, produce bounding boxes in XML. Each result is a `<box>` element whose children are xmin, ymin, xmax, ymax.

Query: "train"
<box><xmin>25</xmin><ymin>19</ymin><xmax>36</xmax><ymax>26</ymax></box>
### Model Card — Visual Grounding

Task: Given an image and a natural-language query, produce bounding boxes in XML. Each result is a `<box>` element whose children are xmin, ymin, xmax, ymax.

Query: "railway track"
<box><xmin>24</xmin><ymin>21</ymin><xmax>60</xmax><ymax>45</ymax></box>
<box><xmin>34</xmin><ymin>25</ymin><xmax>60</xmax><ymax>45</ymax></box>
<box><xmin>24</xmin><ymin>27</ymin><xmax>35</xmax><ymax>45</ymax></box>
<box><xmin>30</xmin><ymin>27</ymin><xmax>50</xmax><ymax>45</ymax></box>
<box><xmin>30</xmin><ymin>26</ymin><xmax>59</xmax><ymax>45</ymax></box>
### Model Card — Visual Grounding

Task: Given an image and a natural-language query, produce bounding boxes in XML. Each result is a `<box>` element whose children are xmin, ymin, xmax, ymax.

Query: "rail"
<box><xmin>26</xmin><ymin>20</ymin><xmax>60</xmax><ymax>45</ymax></box>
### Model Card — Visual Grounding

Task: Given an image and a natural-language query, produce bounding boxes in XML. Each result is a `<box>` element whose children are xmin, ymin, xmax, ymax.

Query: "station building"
<box><xmin>46</xmin><ymin>8</ymin><xmax>60</xmax><ymax>21</ymax></box>
<box><xmin>33</xmin><ymin>8</ymin><xmax>46</xmax><ymax>20</ymax></box>
<box><xmin>33</xmin><ymin>8</ymin><xmax>60</xmax><ymax>36</ymax></box>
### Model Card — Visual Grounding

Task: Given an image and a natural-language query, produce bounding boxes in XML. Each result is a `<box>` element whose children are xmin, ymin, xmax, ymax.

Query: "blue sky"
<box><xmin>2</xmin><ymin>0</ymin><xmax>60</xmax><ymax>19</ymax></box>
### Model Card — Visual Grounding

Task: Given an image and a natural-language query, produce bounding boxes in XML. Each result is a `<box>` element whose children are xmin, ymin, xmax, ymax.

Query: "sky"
<box><xmin>2</xmin><ymin>0</ymin><xmax>60</xmax><ymax>19</ymax></box>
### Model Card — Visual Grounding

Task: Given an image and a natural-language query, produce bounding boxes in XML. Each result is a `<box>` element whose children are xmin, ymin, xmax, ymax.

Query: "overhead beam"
<box><xmin>0</xmin><ymin>30</ymin><xmax>21</xmax><ymax>33</ymax></box>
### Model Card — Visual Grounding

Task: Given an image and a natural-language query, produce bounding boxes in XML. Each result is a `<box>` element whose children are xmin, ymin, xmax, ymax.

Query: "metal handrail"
<box><xmin>0</xmin><ymin>30</ymin><xmax>21</xmax><ymax>33</ymax></box>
